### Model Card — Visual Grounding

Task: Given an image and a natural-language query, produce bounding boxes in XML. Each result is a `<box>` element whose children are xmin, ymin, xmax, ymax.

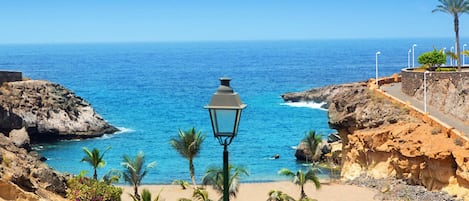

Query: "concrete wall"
<box><xmin>0</xmin><ymin>71</ymin><xmax>22</xmax><ymax>85</ymax></box>
<box><xmin>401</xmin><ymin>68</ymin><xmax>469</xmax><ymax>96</ymax></box>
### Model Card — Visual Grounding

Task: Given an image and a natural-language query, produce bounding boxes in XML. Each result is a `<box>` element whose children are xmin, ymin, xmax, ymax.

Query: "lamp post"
<box><xmin>408</xmin><ymin>49</ymin><xmax>411</xmax><ymax>68</ymax></box>
<box><xmin>205</xmin><ymin>77</ymin><xmax>246</xmax><ymax>201</ymax></box>
<box><xmin>412</xmin><ymin>44</ymin><xmax>417</xmax><ymax>68</ymax></box>
<box><xmin>376</xmin><ymin>51</ymin><xmax>381</xmax><ymax>88</ymax></box>
<box><xmin>424</xmin><ymin>71</ymin><xmax>429</xmax><ymax>113</ymax></box>
<box><xmin>462</xmin><ymin>44</ymin><xmax>467</xmax><ymax>66</ymax></box>
<box><xmin>451</xmin><ymin>46</ymin><xmax>454</xmax><ymax>66</ymax></box>
<box><xmin>443</xmin><ymin>47</ymin><xmax>447</xmax><ymax>66</ymax></box>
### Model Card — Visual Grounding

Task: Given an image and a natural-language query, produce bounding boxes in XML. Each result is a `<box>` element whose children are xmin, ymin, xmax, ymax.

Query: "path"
<box><xmin>381</xmin><ymin>82</ymin><xmax>469</xmax><ymax>136</ymax></box>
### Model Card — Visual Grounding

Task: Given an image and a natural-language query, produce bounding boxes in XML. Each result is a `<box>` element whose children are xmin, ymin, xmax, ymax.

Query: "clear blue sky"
<box><xmin>0</xmin><ymin>0</ymin><xmax>467</xmax><ymax>44</ymax></box>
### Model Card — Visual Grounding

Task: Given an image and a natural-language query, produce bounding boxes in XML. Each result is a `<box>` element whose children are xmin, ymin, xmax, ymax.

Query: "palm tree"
<box><xmin>302</xmin><ymin>130</ymin><xmax>322</xmax><ymax>163</ymax></box>
<box><xmin>202</xmin><ymin>165</ymin><xmax>249</xmax><ymax>200</ymax></box>
<box><xmin>131</xmin><ymin>189</ymin><xmax>164</xmax><ymax>201</ymax></box>
<box><xmin>433</xmin><ymin>0</ymin><xmax>469</xmax><ymax>71</ymax></box>
<box><xmin>170</xmin><ymin>128</ymin><xmax>206</xmax><ymax>187</ymax></box>
<box><xmin>192</xmin><ymin>188</ymin><xmax>213</xmax><ymax>201</ymax></box>
<box><xmin>80</xmin><ymin>146</ymin><xmax>110</xmax><ymax>180</ymax></box>
<box><xmin>122</xmin><ymin>151</ymin><xmax>156</xmax><ymax>201</ymax></box>
<box><xmin>178</xmin><ymin>188</ymin><xmax>212</xmax><ymax>201</ymax></box>
<box><xmin>278</xmin><ymin>168</ymin><xmax>321</xmax><ymax>200</ymax></box>
<box><xmin>267</xmin><ymin>190</ymin><xmax>296</xmax><ymax>201</ymax></box>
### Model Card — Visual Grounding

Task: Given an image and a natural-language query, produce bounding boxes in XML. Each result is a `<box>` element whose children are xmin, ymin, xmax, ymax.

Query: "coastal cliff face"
<box><xmin>0</xmin><ymin>80</ymin><xmax>118</xmax><ymax>142</ymax></box>
<box><xmin>283</xmin><ymin>82</ymin><xmax>469</xmax><ymax>200</ymax></box>
<box><xmin>0</xmin><ymin>133</ymin><xmax>68</xmax><ymax>201</ymax></box>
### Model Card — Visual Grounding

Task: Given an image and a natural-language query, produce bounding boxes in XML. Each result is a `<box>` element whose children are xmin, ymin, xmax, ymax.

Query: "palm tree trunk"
<box><xmin>190</xmin><ymin>159</ymin><xmax>197</xmax><ymax>187</ymax></box>
<box><xmin>455</xmin><ymin>14</ymin><xmax>461</xmax><ymax>71</ymax></box>
<box><xmin>134</xmin><ymin>185</ymin><xmax>140</xmax><ymax>201</ymax></box>
<box><xmin>300</xmin><ymin>185</ymin><xmax>306</xmax><ymax>199</ymax></box>
<box><xmin>93</xmin><ymin>168</ymin><xmax>98</xmax><ymax>180</ymax></box>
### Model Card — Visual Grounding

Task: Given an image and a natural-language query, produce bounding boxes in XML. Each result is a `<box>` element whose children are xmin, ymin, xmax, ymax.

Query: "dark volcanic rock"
<box><xmin>0</xmin><ymin>80</ymin><xmax>118</xmax><ymax>142</ymax></box>
<box><xmin>281</xmin><ymin>82</ymin><xmax>368</xmax><ymax>109</ymax></box>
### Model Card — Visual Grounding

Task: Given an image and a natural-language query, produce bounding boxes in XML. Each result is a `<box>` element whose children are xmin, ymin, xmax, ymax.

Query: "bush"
<box><xmin>436</xmin><ymin>67</ymin><xmax>457</xmax><ymax>72</ymax></box>
<box><xmin>66</xmin><ymin>176</ymin><xmax>123</xmax><ymax>201</ymax></box>
<box><xmin>418</xmin><ymin>49</ymin><xmax>446</xmax><ymax>68</ymax></box>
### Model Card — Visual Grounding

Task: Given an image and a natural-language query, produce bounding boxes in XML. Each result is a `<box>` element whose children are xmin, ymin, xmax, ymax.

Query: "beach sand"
<box><xmin>120</xmin><ymin>181</ymin><xmax>378</xmax><ymax>201</ymax></box>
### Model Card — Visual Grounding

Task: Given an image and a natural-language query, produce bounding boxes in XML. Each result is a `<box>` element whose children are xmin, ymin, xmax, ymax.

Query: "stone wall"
<box><xmin>0</xmin><ymin>71</ymin><xmax>22</xmax><ymax>85</ymax></box>
<box><xmin>401</xmin><ymin>68</ymin><xmax>469</xmax><ymax>96</ymax></box>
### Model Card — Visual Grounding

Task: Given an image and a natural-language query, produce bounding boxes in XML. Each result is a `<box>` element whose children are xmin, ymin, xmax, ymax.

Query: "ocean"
<box><xmin>0</xmin><ymin>38</ymin><xmax>459</xmax><ymax>184</ymax></box>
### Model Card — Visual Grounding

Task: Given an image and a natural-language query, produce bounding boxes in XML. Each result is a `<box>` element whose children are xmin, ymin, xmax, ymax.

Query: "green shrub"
<box><xmin>418</xmin><ymin>48</ymin><xmax>446</xmax><ymax>68</ymax></box>
<box><xmin>66</xmin><ymin>176</ymin><xmax>123</xmax><ymax>201</ymax></box>
<box><xmin>436</xmin><ymin>67</ymin><xmax>457</xmax><ymax>72</ymax></box>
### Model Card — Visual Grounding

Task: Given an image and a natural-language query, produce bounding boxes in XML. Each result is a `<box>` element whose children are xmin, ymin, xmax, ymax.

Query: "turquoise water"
<box><xmin>0</xmin><ymin>39</ymin><xmax>458</xmax><ymax>184</ymax></box>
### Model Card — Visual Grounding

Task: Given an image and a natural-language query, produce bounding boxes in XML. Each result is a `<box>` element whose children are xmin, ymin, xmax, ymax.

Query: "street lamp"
<box><xmin>424</xmin><ymin>71</ymin><xmax>429</xmax><ymax>113</ymax></box>
<box><xmin>205</xmin><ymin>77</ymin><xmax>246</xmax><ymax>201</ymax></box>
<box><xmin>464</xmin><ymin>44</ymin><xmax>467</xmax><ymax>66</ymax></box>
<box><xmin>412</xmin><ymin>44</ymin><xmax>417</xmax><ymax>68</ymax></box>
<box><xmin>376</xmin><ymin>51</ymin><xmax>381</xmax><ymax>88</ymax></box>
<box><xmin>408</xmin><ymin>49</ymin><xmax>411</xmax><ymax>68</ymax></box>
<box><xmin>451</xmin><ymin>46</ymin><xmax>454</xmax><ymax>66</ymax></box>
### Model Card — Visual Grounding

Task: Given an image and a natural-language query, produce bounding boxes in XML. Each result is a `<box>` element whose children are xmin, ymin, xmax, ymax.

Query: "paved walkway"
<box><xmin>381</xmin><ymin>82</ymin><xmax>469</xmax><ymax>136</ymax></box>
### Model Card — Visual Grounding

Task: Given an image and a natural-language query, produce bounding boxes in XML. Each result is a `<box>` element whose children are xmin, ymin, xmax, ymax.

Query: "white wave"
<box><xmin>96</xmin><ymin>127</ymin><xmax>135</xmax><ymax>140</ymax></box>
<box><xmin>115</xmin><ymin>127</ymin><xmax>135</xmax><ymax>134</ymax></box>
<box><xmin>290</xmin><ymin>146</ymin><xmax>297</xmax><ymax>150</ymax></box>
<box><xmin>281</xmin><ymin>101</ymin><xmax>327</xmax><ymax>111</ymax></box>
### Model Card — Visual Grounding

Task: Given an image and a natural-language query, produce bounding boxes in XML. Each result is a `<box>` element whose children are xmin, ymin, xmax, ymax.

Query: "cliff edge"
<box><xmin>0</xmin><ymin>80</ymin><xmax>118</xmax><ymax>142</ymax></box>
<box><xmin>283</xmin><ymin>81</ymin><xmax>469</xmax><ymax>200</ymax></box>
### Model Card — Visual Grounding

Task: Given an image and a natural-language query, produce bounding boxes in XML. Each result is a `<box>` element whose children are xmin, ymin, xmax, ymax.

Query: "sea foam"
<box><xmin>281</xmin><ymin>102</ymin><xmax>327</xmax><ymax>111</ymax></box>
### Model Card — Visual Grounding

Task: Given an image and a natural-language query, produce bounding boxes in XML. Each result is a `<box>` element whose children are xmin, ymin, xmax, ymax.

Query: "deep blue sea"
<box><xmin>0</xmin><ymin>38</ymin><xmax>460</xmax><ymax>184</ymax></box>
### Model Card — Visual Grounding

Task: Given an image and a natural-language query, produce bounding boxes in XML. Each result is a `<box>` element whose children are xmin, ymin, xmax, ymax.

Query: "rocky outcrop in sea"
<box><xmin>0</xmin><ymin>80</ymin><xmax>118</xmax><ymax>142</ymax></box>
<box><xmin>283</xmin><ymin>81</ymin><xmax>469</xmax><ymax>200</ymax></box>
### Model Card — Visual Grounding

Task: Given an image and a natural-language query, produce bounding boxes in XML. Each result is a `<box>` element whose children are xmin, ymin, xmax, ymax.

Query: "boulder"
<box><xmin>31</xmin><ymin>168</ymin><xmax>67</xmax><ymax>196</ymax></box>
<box><xmin>9</xmin><ymin>127</ymin><xmax>30</xmax><ymax>151</ymax></box>
<box><xmin>294</xmin><ymin>140</ymin><xmax>328</xmax><ymax>162</ymax></box>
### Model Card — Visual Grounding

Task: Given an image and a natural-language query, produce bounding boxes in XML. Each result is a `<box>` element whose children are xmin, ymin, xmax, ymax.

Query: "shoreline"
<box><xmin>119</xmin><ymin>181</ymin><xmax>378</xmax><ymax>201</ymax></box>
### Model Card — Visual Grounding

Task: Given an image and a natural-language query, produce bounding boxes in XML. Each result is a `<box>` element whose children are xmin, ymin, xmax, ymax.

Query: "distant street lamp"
<box><xmin>376</xmin><ymin>51</ymin><xmax>381</xmax><ymax>88</ymax></box>
<box><xmin>205</xmin><ymin>77</ymin><xmax>246</xmax><ymax>201</ymax></box>
<box><xmin>451</xmin><ymin>46</ymin><xmax>454</xmax><ymax>66</ymax></box>
<box><xmin>424</xmin><ymin>71</ymin><xmax>429</xmax><ymax>113</ymax></box>
<box><xmin>412</xmin><ymin>44</ymin><xmax>417</xmax><ymax>68</ymax></box>
<box><xmin>443</xmin><ymin>47</ymin><xmax>447</xmax><ymax>66</ymax></box>
<box><xmin>408</xmin><ymin>49</ymin><xmax>411</xmax><ymax>68</ymax></box>
<box><xmin>464</xmin><ymin>44</ymin><xmax>467</xmax><ymax>66</ymax></box>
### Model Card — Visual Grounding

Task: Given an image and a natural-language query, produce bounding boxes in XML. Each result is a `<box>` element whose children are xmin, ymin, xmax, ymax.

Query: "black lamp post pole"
<box><xmin>223</xmin><ymin>143</ymin><xmax>229</xmax><ymax>201</ymax></box>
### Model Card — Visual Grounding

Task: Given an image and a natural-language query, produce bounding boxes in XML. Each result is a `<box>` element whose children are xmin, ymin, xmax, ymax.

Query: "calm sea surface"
<box><xmin>0</xmin><ymin>38</ymin><xmax>459</xmax><ymax>184</ymax></box>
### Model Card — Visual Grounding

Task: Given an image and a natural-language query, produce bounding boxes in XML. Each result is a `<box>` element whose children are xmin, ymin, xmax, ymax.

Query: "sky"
<box><xmin>0</xmin><ymin>0</ymin><xmax>467</xmax><ymax>44</ymax></box>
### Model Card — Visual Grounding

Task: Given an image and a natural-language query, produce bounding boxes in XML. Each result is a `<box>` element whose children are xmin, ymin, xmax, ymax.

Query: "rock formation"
<box><xmin>0</xmin><ymin>80</ymin><xmax>118</xmax><ymax>142</ymax></box>
<box><xmin>0</xmin><ymin>134</ymin><xmax>69</xmax><ymax>201</ymax></box>
<box><xmin>283</xmin><ymin>81</ymin><xmax>469</xmax><ymax>200</ymax></box>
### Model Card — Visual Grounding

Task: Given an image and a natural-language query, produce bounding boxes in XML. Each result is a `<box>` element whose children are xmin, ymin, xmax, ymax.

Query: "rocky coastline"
<box><xmin>0</xmin><ymin>79</ymin><xmax>119</xmax><ymax>200</ymax></box>
<box><xmin>0</xmin><ymin>80</ymin><xmax>119</xmax><ymax>143</ymax></box>
<box><xmin>283</xmin><ymin>80</ymin><xmax>469</xmax><ymax>200</ymax></box>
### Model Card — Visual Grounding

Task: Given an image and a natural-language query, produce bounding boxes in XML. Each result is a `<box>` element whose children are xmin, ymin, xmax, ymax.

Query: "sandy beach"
<box><xmin>120</xmin><ymin>181</ymin><xmax>378</xmax><ymax>201</ymax></box>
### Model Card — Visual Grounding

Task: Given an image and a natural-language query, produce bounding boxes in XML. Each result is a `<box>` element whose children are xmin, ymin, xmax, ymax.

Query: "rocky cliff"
<box><xmin>0</xmin><ymin>132</ymin><xmax>68</xmax><ymax>201</ymax></box>
<box><xmin>283</xmin><ymin>81</ymin><xmax>469</xmax><ymax>200</ymax></box>
<box><xmin>0</xmin><ymin>80</ymin><xmax>118</xmax><ymax>142</ymax></box>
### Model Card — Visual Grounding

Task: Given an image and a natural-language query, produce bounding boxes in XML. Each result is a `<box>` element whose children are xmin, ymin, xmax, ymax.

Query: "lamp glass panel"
<box><xmin>211</xmin><ymin>109</ymin><xmax>237</xmax><ymax>135</ymax></box>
